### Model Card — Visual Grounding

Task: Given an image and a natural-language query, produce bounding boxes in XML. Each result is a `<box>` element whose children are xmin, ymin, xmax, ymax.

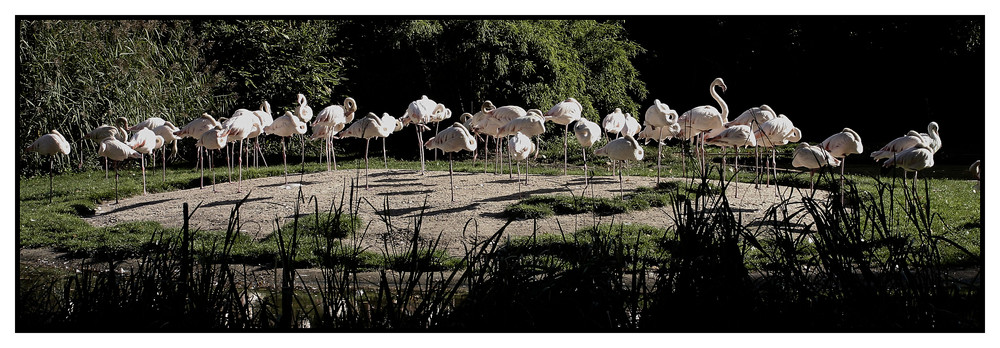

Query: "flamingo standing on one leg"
<box><xmin>127</xmin><ymin>128</ymin><xmax>164</xmax><ymax>195</ymax></box>
<box><xmin>644</xmin><ymin>99</ymin><xmax>679</xmax><ymax>184</ymax></box>
<box><xmin>264</xmin><ymin>111</ymin><xmax>308</xmax><ymax>185</ymax></box>
<box><xmin>706</xmin><ymin>125</ymin><xmax>756</xmax><ymax>197</ymax></box>
<box><xmin>791</xmin><ymin>143</ymin><xmax>841</xmax><ymax>192</ymax></box>
<box><xmin>85</xmin><ymin>124</ymin><xmax>126</xmax><ymax>179</ymax></box>
<box><xmin>197</xmin><ymin>126</ymin><xmax>228</xmax><ymax>193</ymax></box>
<box><xmin>400</xmin><ymin>95</ymin><xmax>446</xmax><ymax>175</ymax></box>
<box><xmin>27</xmin><ymin>129</ymin><xmax>71</xmax><ymax>202</ymax></box>
<box><xmin>223</xmin><ymin>111</ymin><xmax>262</xmax><ymax>193</ymax></box>
<box><xmin>883</xmin><ymin>143</ymin><xmax>936</xmax><ymax>198</ymax></box>
<box><xmin>252</xmin><ymin>101</ymin><xmax>275</xmax><ymax>168</ymax></box>
<box><xmin>97</xmin><ymin>135</ymin><xmax>141</xmax><ymax>204</ymax></box>
<box><xmin>425</xmin><ymin>122</ymin><xmax>478</xmax><ymax>202</ymax></box>
<box><xmin>754</xmin><ymin>114</ymin><xmax>802</xmax><ymax>195</ymax></box>
<box><xmin>574</xmin><ymin>118</ymin><xmax>602</xmax><ymax>191</ymax></box>
<box><xmin>821</xmin><ymin>127</ymin><xmax>864</xmax><ymax>203</ymax></box>
<box><xmin>339</xmin><ymin>113</ymin><xmax>390</xmax><ymax>189</ymax></box>
<box><xmin>594</xmin><ymin>135</ymin><xmax>645</xmax><ymax>200</ymax></box>
<box><xmin>508</xmin><ymin>132</ymin><xmax>536</xmax><ymax>191</ymax></box>
<box><xmin>544</xmin><ymin>98</ymin><xmax>583</xmax><ymax>175</ymax></box>
<box><xmin>152</xmin><ymin>121</ymin><xmax>181</xmax><ymax>182</ymax></box>
<box><xmin>602</xmin><ymin>108</ymin><xmax>626</xmax><ymax>139</ymax></box>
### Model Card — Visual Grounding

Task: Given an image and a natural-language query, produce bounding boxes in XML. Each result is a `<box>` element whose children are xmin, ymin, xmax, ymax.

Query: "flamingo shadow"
<box><xmin>419</xmin><ymin>202</ymin><xmax>482</xmax><ymax>218</ymax></box>
<box><xmin>375</xmin><ymin>189</ymin><xmax>434</xmax><ymax>196</ymax></box>
<box><xmin>106</xmin><ymin>198</ymin><xmax>174</xmax><ymax>214</ymax></box>
<box><xmin>481</xmin><ymin>187</ymin><xmax>565</xmax><ymax>202</ymax></box>
<box><xmin>201</xmin><ymin>196</ymin><xmax>273</xmax><ymax>208</ymax></box>
<box><xmin>258</xmin><ymin>180</ymin><xmax>320</xmax><ymax>188</ymax></box>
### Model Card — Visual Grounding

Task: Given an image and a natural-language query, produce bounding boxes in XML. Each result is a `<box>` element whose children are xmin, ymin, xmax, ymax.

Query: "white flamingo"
<box><xmin>129</xmin><ymin>117</ymin><xmax>167</xmax><ymax>133</ymax></box>
<box><xmin>681</xmin><ymin>78</ymin><xmax>729</xmax><ymax>176</ymax></box>
<box><xmin>152</xmin><ymin>122</ymin><xmax>181</xmax><ymax>181</ymax></box>
<box><xmin>871</xmin><ymin>122</ymin><xmax>941</xmax><ymax>161</ymax></box>
<box><xmin>264</xmin><ymin>111</ymin><xmax>308</xmax><ymax>185</ymax></box>
<box><xmin>175</xmin><ymin>113</ymin><xmax>223</xmax><ymax>171</ymax></box>
<box><xmin>706</xmin><ymin>125</ymin><xmax>757</xmax><ymax>197</ymax></box>
<box><xmin>754</xmin><ymin>114</ymin><xmax>802</xmax><ymax>193</ymax></box>
<box><xmin>971</xmin><ymin>160</ymin><xmax>981</xmax><ymax>192</ymax></box>
<box><xmin>379</xmin><ymin>113</ymin><xmax>403</xmax><ymax>169</ymax></box>
<box><xmin>223</xmin><ymin>112</ymin><xmax>262</xmax><ymax>193</ymax></box>
<box><xmin>339</xmin><ymin>113</ymin><xmax>390</xmax><ymax>189</ymax></box>
<box><xmin>595</xmin><ymin>135</ymin><xmax>644</xmax><ymax>200</ymax></box>
<box><xmin>508</xmin><ymin>132</ymin><xmax>536</xmax><ymax>188</ymax></box>
<box><xmin>251</xmin><ymin>101</ymin><xmax>275</xmax><ymax>168</ymax></box>
<box><xmin>27</xmin><ymin>129</ymin><xmax>71</xmax><ymax>202</ymax></box>
<box><xmin>97</xmin><ymin>136</ymin><xmax>141</xmax><ymax>204</ymax></box>
<box><xmin>314</xmin><ymin>97</ymin><xmax>358</xmax><ymax>171</ymax></box>
<box><xmin>427</xmin><ymin>106</ymin><xmax>453</xmax><ymax>162</ymax></box>
<box><xmin>574</xmin><ymin>118</ymin><xmax>602</xmax><ymax>189</ymax></box>
<box><xmin>644</xmin><ymin>99</ymin><xmax>680</xmax><ymax>183</ymax></box>
<box><xmin>127</xmin><ymin>128</ymin><xmax>163</xmax><ymax>195</ymax></box>
<box><xmin>602</xmin><ymin>108</ymin><xmax>626</xmax><ymax>139</ymax></box>
<box><xmin>400</xmin><ymin>95</ymin><xmax>446</xmax><ymax>175</ymax></box>
<box><xmin>85</xmin><ymin>124</ymin><xmax>126</xmax><ymax>179</ymax></box>
<box><xmin>425</xmin><ymin>122</ymin><xmax>478</xmax><ymax>202</ymax></box>
<box><xmin>197</xmin><ymin>126</ymin><xmax>228</xmax><ymax>193</ymax></box>
<box><xmin>791</xmin><ymin>142</ymin><xmax>841</xmax><ymax>191</ymax></box>
<box><xmin>821</xmin><ymin>127</ymin><xmax>864</xmax><ymax>203</ymax></box>
<box><xmin>544</xmin><ymin>97</ymin><xmax>583</xmax><ymax>175</ymax></box>
<box><xmin>883</xmin><ymin>142</ymin><xmax>935</xmax><ymax>196</ymax></box>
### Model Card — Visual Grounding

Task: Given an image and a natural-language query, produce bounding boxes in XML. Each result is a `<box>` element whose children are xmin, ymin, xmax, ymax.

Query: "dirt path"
<box><xmin>81</xmin><ymin>166</ymin><xmax>827</xmax><ymax>256</ymax></box>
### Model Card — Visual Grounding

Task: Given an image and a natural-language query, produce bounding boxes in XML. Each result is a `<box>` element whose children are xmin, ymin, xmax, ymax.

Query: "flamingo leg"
<box><xmin>210</xmin><ymin>150</ymin><xmax>216</xmax><ymax>193</ymax></box>
<box><xmin>282</xmin><ymin>138</ymin><xmax>288</xmax><ymax>185</ymax></box>
<box><xmin>416</xmin><ymin>126</ymin><xmax>426</xmax><ymax>175</ymax></box>
<box><xmin>581</xmin><ymin>147</ymin><xmax>588</xmax><ymax>188</ymax></box>
<box><xmin>383</xmin><ymin>137</ymin><xmax>388</xmax><ymax>170</ymax></box>
<box><xmin>449</xmin><ymin>153</ymin><xmax>455</xmax><ymax>202</ymax></box>
<box><xmin>734</xmin><ymin>146</ymin><xmax>740</xmax><ymax>198</ymax></box>
<box><xmin>226</xmin><ymin>145</ymin><xmax>232</xmax><ymax>183</ymax></box>
<box><xmin>49</xmin><ymin>158</ymin><xmax>53</xmax><ymax>203</ymax></box>
<box><xmin>238</xmin><ymin>139</ymin><xmax>243</xmax><ymax>193</ymax></box>
<box><xmin>619</xmin><ymin>160</ymin><xmax>625</xmax><ymax>201</ymax></box>
<box><xmin>141</xmin><ymin>154</ymin><xmax>147</xmax><ymax>195</ymax></box>
<box><xmin>199</xmin><ymin>146</ymin><xmax>204</xmax><ymax>189</ymax></box>
<box><xmin>508</xmin><ymin>137</ymin><xmax>513</xmax><ymax>179</ymax></box>
<box><xmin>657</xmin><ymin>127</ymin><xmax>663</xmax><ymax>185</ymax></box>
<box><xmin>483</xmin><ymin>136</ymin><xmax>489</xmax><ymax>174</ymax></box>
<box><xmin>563</xmin><ymin>124</ymin><xmax>569</xmax><ymax>175</ymax></box>
<box><xmin>162</xmin><ymin>146</ymin><xmax>167</xmax><ymax>183</ymax></box>
<box><xmin>365</xmin><ymin>138</ymin><xmax>370</xmax><ymax>190</ymax></box>
<box><xmin>434</xmin><ymin>122</ymin><xmax>440</xmax><ymax>162</ymax></box>
<box><xmin>114</xmin><ymin>161</ymin><xmax>120</xmax><ymax>204</ymax></box>
<box><xmin>299</xmin><ymin>135</ymin><xmax>305</xmax><ymax>183</ymax></box>
<box><xmin>105</xmin><ymin>156</ymin><xmax>109</xmax><ymax>179</ymax></box>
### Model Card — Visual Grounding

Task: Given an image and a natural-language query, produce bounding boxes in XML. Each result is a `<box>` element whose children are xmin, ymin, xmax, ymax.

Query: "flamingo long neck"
<box><xmin>710</xmin><ymin>82</ymin><xmax>728</xmax><ymax>121</ymax></box>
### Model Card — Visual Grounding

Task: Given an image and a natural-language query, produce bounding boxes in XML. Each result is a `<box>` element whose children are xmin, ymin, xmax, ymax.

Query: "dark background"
<box><xmin>625</xmin><ymin>16</ymin><xmax>983</xmax><ymax>165</ymax></box>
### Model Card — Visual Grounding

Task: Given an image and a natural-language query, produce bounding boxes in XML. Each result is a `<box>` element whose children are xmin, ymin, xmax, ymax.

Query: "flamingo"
<box><xmin>727</xmin><ymin>104</ymin><xmax>777</xmax><ymax>182</ymax></box>
<box><xmin>197</xmin><ymin>126</ymin><xmax>228</xmax><ymax>193</ymax></box>
<box><xmin>871</xmin><ymin>122</ymin><xmax>941</xmax><ymax>162</ymax></box>
<box><xmin>425</xmin><ymin>122</ymin><xmax>478</xmax><ymax>202</ymax></box>
<box><xmin>508</xmin><ymin>132</ymin><xmax>536</xmax><ymax>188</ymax></box>
<box><xmin>251</xmin><ymin>101</ymin><xmax>275</xmax><ymax>168</ymax></box>
<box><xmin>821</xmin><ymin>128</ymin><xmax>864</xmax><ymax>203</ymax></box>
<box><xmin>97</xmin><ymin>136</ymin><xmax>141</xmax><ymax>204</ymax></box>
<box><xmin>314</xmin><ymin>97</ymin><xmax>358</xmax><ymax>171</ymax></box>
<box><xmin>175</xmin><ymin>113</ymin><xmax>223</xmax><ymax>171</ymax></box>
<box><xmin>223</xmin><ymin>112</ymin><xmax>262</xmax><ymax>193</ymax></box>
<box><xmin>400</xmin><ymin>95</ymin><xmax>446</xmax><ymax>175</ymax></box>
<box><xmin>883</xmin><ymin>142</ymin><xmax>935</xmax><ymax>196</ymax></box>
<box><xmin>594</xmin><ymin>135</ymin><xmax>644</xmax><ymax>200</ymax></box>
<box><xmin>380</xmin><ymin>113</ymin><xmax>404</xmax><ymax>169</ymax></box>
<box><xmin>574</xmin><ymin>118</ymin><xmax>602</xmax><ymax>190</ymax></box>
<box><xmin>791</xmin><ymin>143</ymin><xmax>841</xmax><ymax>191</ymax></box>
<box><xmin>971</xmin><ymin>160</ymin><xmax>981</xmax><ymax>192</ymax></box>
<box><xmin>643</xmin><ymin>100</ymin><xmax>680</xmax><ymax>184</ymax></box>
<box><xmin>85</xmin><ymin>124</ymin><xmax>127</xmax><ymax>179</ymax></box>
<box><xmin>339</xmin><ymin>113</ymin><xmax>389</xmax><ymax>189</ymax></box>
<box><xmin>681</xmin><ymin>78</ymin><xmax>729</xmax><ymax>176</ymax></box>
<box><xmin>127</xmin><ymin>128</ymin><xmax>164</xmax><ymax>195</ymax></box>
<box><xmin>754</xmin><ymin>114</ymin><xmax>802</xmax><ymax>194</ymax></box>
<box><xmin>129</xmin><ymin>117</ymin><xmax>167</xmax><ymax>133</ymax></box>
<box><xmin>706</xmin><ymin>125</ymin><xmax>757</xmax><ymax>197</ymax></box>
<box><xmin>151</xmin><ymin>122</ymin><xmax>181</xmax><ymax>181</ymax></box>
<box><xmin>27</xmin><ymin>129</ymin><xmax>71</xmax><ymax>202</ymax></box>
<box><xmin>426</xmin><ymin>106</ymin><xmax>452</xmax><ymax>162</ymax></box>
<box><xmin>602</xmin><ymin>108</ymin><xmax>626</xmax><ymax>139</ymax></box>
<box><xmin>544</xmin><ymin>97</ymin><xmax>583</xmax><ymax>175</ymax></box>
<box><xmin>264</xmin><ymin>111</ymin><xmax>308</xmax><ymax>185</ymax></box>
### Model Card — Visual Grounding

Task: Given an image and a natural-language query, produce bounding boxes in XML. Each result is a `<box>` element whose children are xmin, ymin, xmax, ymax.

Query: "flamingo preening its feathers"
<box><xmin>425</xmin><ymin>122</ymin><xmax>478</xmax><ymax>202</ymax></box>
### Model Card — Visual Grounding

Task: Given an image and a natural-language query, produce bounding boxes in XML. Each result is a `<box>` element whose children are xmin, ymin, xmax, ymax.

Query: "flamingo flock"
<box><xmin>31</xmin><ymin>79</ymin><xmax>945</xmax><ymax>207</ymax></box>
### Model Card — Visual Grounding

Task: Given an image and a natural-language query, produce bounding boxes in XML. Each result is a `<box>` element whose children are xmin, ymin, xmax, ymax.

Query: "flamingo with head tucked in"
<box><xmin>264</xmin><ymin>111</ymin><xmax>307</xmax><ymax>185</ymax></box>
<box><xmin>544</xmin><ymin>97</ymin><xmax>583</xmax><ymax>175</ymax></box>
<box><xmin>821</xmin><ymin>127</ymin><xmax>864</xmax><ymax>203</ymax></box>
<box><xmin>127</xmin><ymin>128</ymin><xmax>164</xmax><ymax>195</ymax></box>
<box><xmin>97</xmin><ymin>135</ymin><xmax>141</xmax><ymax>204</ymax></box>
<box><xmin>602</xmin><ymin>108</ymin><xmax>626</xmax><ymax>139</ymax></box>
<box><xmin>425</xmin><ymin>122</ymin><xmax>477</xmax><ymax>202</ymax></box>
<box><xmin>595</xmin><ymin>135</ymin><xmax>644</xmax><ymax>200</ymax></box>
<box><xmin>574</xmin><ymin>118</ymin><xmax>602</xmax><ymax>189</ymax></box>
<box><xmin>197</xmin><ymin>126</ymin><xmax>228</xmax><ymax>193</ymax></box>
<box><xmin>400</xmin><ymin>95</ymin><xmax>446</xmax><ymax>175</ymax></box>
<box><xmin>792</xmin><ymin>142</ymin><xmax>841</xmax><ymax>192</ymax></box>
<box><xmin>339</xmin><ymin>113</ymin><xmax>391</xmax><ymax>189</ymax></box>
<box><xmin>644</xmin><ymin>100</ymin><xmax>679</xmax><ymax>184</ymax></box>
<box><xmin>883</xmin><ymin>142</ymin><xmax>935</xmax><ymax>196</ymax></box>
<box><xmin>27</xmin><ymin>129</ymin><xmax>71</xmax><ymax>202</ymax></box>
